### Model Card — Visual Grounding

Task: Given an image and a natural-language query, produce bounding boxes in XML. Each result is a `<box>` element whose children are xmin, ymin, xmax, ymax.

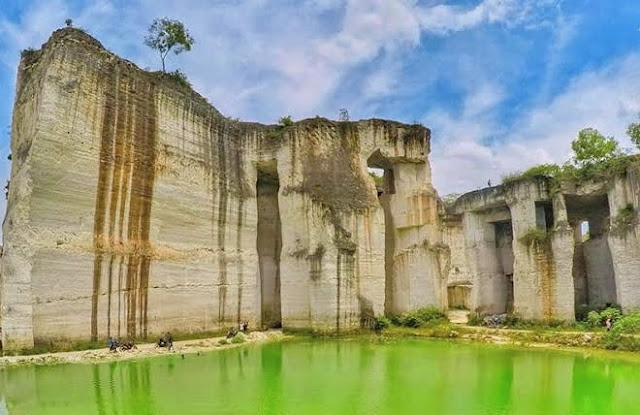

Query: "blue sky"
<box><xmin>2</xmin><ymin>0</ymin><xmax>640</xmax><ymax>215</ymax></box>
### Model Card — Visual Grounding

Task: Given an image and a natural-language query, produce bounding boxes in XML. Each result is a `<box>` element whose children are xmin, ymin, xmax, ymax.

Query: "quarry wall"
<box><xmin>4</xmin><ymin>28</ymin><xmax>640</xmax><ymax>352</ymax></box>
<box><xmin>444</xmin><ymin>172</ymin><xmax>640</xmax><ymax>321</ymax></box>
<box><xmin>1</xmin><ymin>29</ymin><xmax>436</xmax><ymax>350</ymax></box>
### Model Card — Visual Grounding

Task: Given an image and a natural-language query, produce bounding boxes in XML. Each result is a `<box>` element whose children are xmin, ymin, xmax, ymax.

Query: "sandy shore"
<box><xmin>0</xmin><ymin>330</ymin><xmax>286</xmax><ymax>368</ymax></box>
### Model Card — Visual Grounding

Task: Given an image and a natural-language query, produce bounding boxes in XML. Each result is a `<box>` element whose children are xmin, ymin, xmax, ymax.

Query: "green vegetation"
<box><xmin>464</xmin><ymin>308</ymin><xmax>640</xmax><ymax>352</ymax></box>
<box><xmin>611</xmin><ymin>203</ymin><xmax>637</xmax><ymax>234</ymax></box>
<box><xmin>8</xmin><ymin>340</ymin><xmax>105</xmax><ymax>356</ymax></box>
<box><xmin>144</xmin><ymin>18</ymin><xmax>194</xmax><ymax>72</ymax></box>
<box><xmin>20</xmin><ymin>47</ymin><xmax>37</xmax><ymax>59</ymax></box>
<box><xmin>609</xmin><ymin>311</ymin><xmax>640</xmax><ymax>334</ymax></box>
<box><xmin>163</xmin><ymin>69</ymin><xmax>191</xmax><ymax>88</ymax></box>
<box><xmin>278</xmin><ymin>115</ymin><xmax>294</xmax><ymax>127</ymax></box>
<box><xmin>466</xmin><ymin>313</ymin><xmax>571</xmax><ymax>330</ymax></box>
<box><xmin>501</xmin><ymin>126</ymin><xmax>639</xmax><ymax>190</ymax></box>
<box><xmin>230</xmin><ymin>333</ymin><xmax>246</xmax><ymax>344</ymax></box>
<box><xmin>626</xmin><ymin>113</ymin><xmax>640</xmax><ymax>150</ymax></box>
<box><xmin>264</xmin><ymin>115</ymin><xmax>295</xmax><ymax>141</ymax></box>
<box><xmin>586</xmin><ymin>307</ymin><xmax>622</xmax><ymax>328</ymax></box>
<box><xmin>387</xmin><ymin>307</ymin><xmax>447</xmax><ymax>328</ymax></box>
<box><xmin>519</xmin><ymin>227</ymin><xmax>549</xmax><ymax>246</ymax></box>
<box><xmin>501</xmin><ymin>163</ymin><xmax>561</xmax><ymax>186</ymax></box>
<box><xmin>373</xmin><ymin>316</ymin><xmax>391</xmax><ymax>332</ymax></box>
<box><xmin>572</xmin><ymin>128</ymin><xmax>619</xmax><ymax>166</ymax></box>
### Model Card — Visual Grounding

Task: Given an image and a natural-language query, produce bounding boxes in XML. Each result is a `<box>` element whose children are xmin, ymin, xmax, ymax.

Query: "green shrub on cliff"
<box><xmin>501</xmin><ymin>126</ymin><xmax>633</xmax><ymax>189</ymax></box>
<box><xmin>164</xmin><ymin>70</ymin><xmax>191</xmax><ymax>88</ymax></box>
<box><xmin>278</xmin><ymin>115</ymin><xmax>294</xmax><ymax>127</ymax></box>
<box><xmin>519</xmin><ymin>227</ymin><xmax>549</xmax><ymax>246</ymax></box>
<box><xmin>502</xmin><ymin>163</ymin><xmax>562</xmax><ymax>186</ymax></box>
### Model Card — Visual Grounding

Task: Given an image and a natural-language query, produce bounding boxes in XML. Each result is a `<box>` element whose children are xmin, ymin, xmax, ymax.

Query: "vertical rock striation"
<box><xmin>1</xmin><ymin>29</ymin><xmax>433</xmax><ymax>350</ymax></box>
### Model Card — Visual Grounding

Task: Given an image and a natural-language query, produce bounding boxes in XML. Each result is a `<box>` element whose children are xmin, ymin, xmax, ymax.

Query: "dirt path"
<box><xmin>0</xmin><ymin>330</ymin><xmax>285</xmax><ymax>368</ymax></box>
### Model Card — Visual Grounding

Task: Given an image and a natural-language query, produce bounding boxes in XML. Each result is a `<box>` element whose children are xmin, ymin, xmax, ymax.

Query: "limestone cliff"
<box><xmin>1</xmin><ymin>29</ymin><xmax>436</xmax><ymax>350</ymax></box>
<box><xmin>442</xmin><ymin>167</ymin><xmax>640</xmax><ymax>322</ymax></box>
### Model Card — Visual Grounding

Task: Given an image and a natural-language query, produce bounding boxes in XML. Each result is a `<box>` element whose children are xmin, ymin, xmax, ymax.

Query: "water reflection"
<box><xmin>1</xmin><ymin>340</ymin><xmax>639</xmax><ymax>415</ymax></box>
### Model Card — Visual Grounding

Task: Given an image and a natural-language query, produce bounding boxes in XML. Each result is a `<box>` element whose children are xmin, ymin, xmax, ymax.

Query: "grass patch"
<box><xmin>8</xmin><ymin>340</ymin><xmax>106</xmax><ymax>356</ymax></box>
<box><xmin>501</xmin><ymin>154</ymin><xmax>640</xmax><ymax>192</ymax></box>
<box><xmin>387</xmin><ymin>307</ymin><xmax>447</xmax><ymax>329</ymax></box>
<box><xmin>163</xmin><ymin>70</ymin><xmax>191</xmax><ymax>88</ymax></box>
<box><xmin>230</xmin><ymin>333</ymin><xmax>246</xmax><ymax>344</ymax></box>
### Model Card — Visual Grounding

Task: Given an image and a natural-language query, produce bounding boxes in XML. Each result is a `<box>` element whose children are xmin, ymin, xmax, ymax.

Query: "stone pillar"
<box><xmin>509</xmin><ymin>182</ymin><xmax>552</xmax><ymax>319</ymax></box>
<box><xmin>386</xmin><ymin>162</ymin><xmax>442</xmax><ymax>314</ymax></box>
<box><xmin>607</xmin><ymin>173</ymin><xmax>640</xmax><ymax>311</ymax></box>
<box><xmin>549</xmin><ymin>194</ymin><xmax>575</xmax><ymax>320</ymax></box>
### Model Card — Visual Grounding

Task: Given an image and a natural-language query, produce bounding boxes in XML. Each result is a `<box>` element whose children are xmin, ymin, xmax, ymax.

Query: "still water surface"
<box><xmin>1</xmin><ymin>339</ymin><xmax>639</xmax><ymax>415</ymax></box>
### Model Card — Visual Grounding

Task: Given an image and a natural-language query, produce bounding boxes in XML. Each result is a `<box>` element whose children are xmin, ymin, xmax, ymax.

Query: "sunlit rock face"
<box><xmin>1</xmin><ymin>29</ymin><xmax>436</xmax><ymax>350</ymax></box>
<box><xmin>442</xmin><ymin>171</ymin><xmax>640</xmax><ymax>322</ymax></box>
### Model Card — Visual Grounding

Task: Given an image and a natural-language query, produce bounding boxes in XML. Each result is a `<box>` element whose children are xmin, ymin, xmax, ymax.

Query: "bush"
<box><xmin>218</xmin><ymin>338</ymin><xmax>229</xmax><ymax>345</ymax></box>
<box><xmin>587</xmin><ymin>310</ymin><xmax>602</xmax><ymax>328</ymax></box>
<box><xmin>278</xmin><ymin>115</ymin><xmax>293</xmax><ymax>127</ymax></box>
<box><xmin>600</xmin><ymin>331</ymin><xmax>640</xmax><ymax>351</ymax></box>
<box><xmin>611</xmin><ymin>312</ymin><xmax>640</xmax><ymax>334</ymax></box>
<box><xmin>601</xmin><ymin>307</ymin><xmax>622</xmax><ymax>323</ymax></box>
<box><xmin>388</xmin><ymin>315</ymin><xmax>403</xmax><ymax>326</ymax></box>
<box><xmin>502</xmin><ymin>164</ymin><xmax>561</xmax><ymax>186</ymax></box>
<box><xmin>612</xmin><ymin>204</ymin><xmax>637</xmax><ymax>233</ymax></box>
<box><xmin>467</xmin><ymin>313</ymin><xmax>483</xmax><ymax>326</ymax></box>
<box><xmin>373</xmin><ymin>316</ymin><xmax>391</xmax><ymax>332</ymax></box>
<box><xmin>413</xmin><ymin>307</ymin><xmax>447</xmax><ymax>323</ymax></box>
<box><xmin>519</xmin><ymin>227</ymin><xmax>549</xmax><ymax>246</ymax></box>
<box><xmin>164</xmin><ymin>70</ymin><xmax>191</xmax><ymax>88</ymax></box>
<box><xmin>585</xmin><ymin>307</ymin><xmax>622</xmax><ymax>329</ymax></box>
<box><xmin>390</xmin><ymin>307</ymin><xmax>447</xmax><ymax>328</ymax></box>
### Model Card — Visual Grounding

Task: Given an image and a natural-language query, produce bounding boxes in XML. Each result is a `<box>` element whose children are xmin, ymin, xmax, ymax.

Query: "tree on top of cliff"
<box><xmin>144</xmin><ymin>18</ymin><xmax>194</xmax><ymax>72</ymax></box>
<box><xmin>626</xmin><ymin>113</ymin><xmax>640</xmax><ymax>150</ymax></box>
<box><xmin>571</xmin><ymin>128</ymin><xmax>619</xmax><ymax>166</ymax></box>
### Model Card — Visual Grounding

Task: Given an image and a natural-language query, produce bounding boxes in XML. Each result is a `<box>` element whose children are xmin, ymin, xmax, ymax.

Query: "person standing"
<box><xmin>166</xmin><ymin>332</ymin><xmax>173</xmax><ymax>351</ymax></box>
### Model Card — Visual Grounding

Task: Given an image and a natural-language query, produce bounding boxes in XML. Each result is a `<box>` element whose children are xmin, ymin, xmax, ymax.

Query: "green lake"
<box><xmin>1</xmin><ymin>339</ymin><xmax>640</xmax><ymax>414</ymax></box>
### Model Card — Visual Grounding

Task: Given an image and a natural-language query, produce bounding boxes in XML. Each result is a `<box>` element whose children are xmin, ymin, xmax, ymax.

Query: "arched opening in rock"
<box><xmin>256</xmin><ymin>161</ymin><xmax>282</xmax><ymax>329</ymax></box>
<box><xmin>565</xmin><ymin>194</ymin><xmax>616</xmax><ymax>319</ymax></box>
<box><xmin>367</xmin><ymin>150</ymin><xmax>396</xmax><ymax>314</ymax></box>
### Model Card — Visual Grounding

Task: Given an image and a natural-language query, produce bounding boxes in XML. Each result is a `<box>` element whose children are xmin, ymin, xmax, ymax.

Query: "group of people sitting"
<box><xmin>227</xmin><ymin>321</ymin><xmax>249</xmax><ymax>339</ymax></box>
<box><xmin>107</xmin><ymin>337</ymin><xmax>137</xmax><ymax>352</ymax></box>
<box><xmin>156</xmin><ymin>332</ymin><xmax>174</xmax><ymax>351</ymax></box>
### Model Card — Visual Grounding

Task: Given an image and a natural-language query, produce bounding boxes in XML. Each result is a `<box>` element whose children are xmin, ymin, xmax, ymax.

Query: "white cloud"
<box><xmin>431</xmin><ymin>53</ymin><xmax>640</xmax><ymax>196</ymax></box>
<box><xmin>0</xmin><ymin>0</ymin><xmax>565</xmax><ymax>215</ymax></box>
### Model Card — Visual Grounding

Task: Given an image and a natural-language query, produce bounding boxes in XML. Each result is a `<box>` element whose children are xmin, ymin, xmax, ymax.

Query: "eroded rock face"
<box><xmin>443</xmin><ymin>170</ymin><xmax>640</xmax><ymax>322</ymax></box>
<box><xmin>1</xmin><ymin>29</ymin><xmax>437</xmax><ymax>350</ymax></box>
